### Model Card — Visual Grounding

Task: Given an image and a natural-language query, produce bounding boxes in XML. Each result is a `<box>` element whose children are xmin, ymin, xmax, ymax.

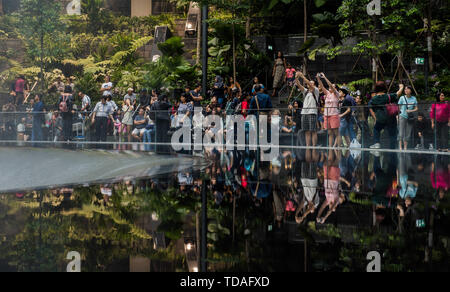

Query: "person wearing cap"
<box><xmin>124</xmin><ymin>88</ymin><xmax>137</xmax><ymax>106</ymax></box>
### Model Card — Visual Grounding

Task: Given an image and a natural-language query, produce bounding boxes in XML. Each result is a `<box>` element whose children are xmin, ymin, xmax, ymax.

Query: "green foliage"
<box><xmin>143</xmin><ymin>37</ymin><xmax>200</xmax><ymax>91</ymax></box>
<box><xmin>81</xmin><ymin>0</ymin><xmax>112</xmax><ymax>35</ymax></box>
<box><xmin>74</xmin><ymin>72</ymin><xmax>101</xmax><ymax>101</ymax></box>
<box><xmin>18</xmin><ymin>0</ymin><xmax>69</xmax><ymax>67</ymax></box>
<box><xmin>337</xmin><ymin>0</ymin><xmax>422</xmax><ymax>57</ymax></box>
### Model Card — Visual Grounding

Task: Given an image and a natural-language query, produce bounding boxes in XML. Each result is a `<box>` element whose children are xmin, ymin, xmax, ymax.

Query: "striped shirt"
<box><xmin>93</xmin><ymin>102</ymin><xmax>113</xmax><ymax>117</ymax></box>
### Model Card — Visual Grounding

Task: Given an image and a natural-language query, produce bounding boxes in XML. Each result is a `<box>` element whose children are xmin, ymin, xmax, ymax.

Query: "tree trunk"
<box><xmin>232</xmin><ymin>1</ymin><xmax>237</xmax><ymax>82</ymax></box>
<box><xmin>246</xmin><ymin>16</ymin><xmax>251</xmax><ymax>39</ymax></box>
<box><xmin>303</xmin><ymin>0</ymin><xmax>307</xmax><ymax>75</ymax></box>
<box><xmin>398</xmin><ymin>50</ymin><xmax>404</xmax><ymax>82</ymax></box>
<box><xmin>370</xmin><ymin>28</ymin><xmax>378</xmax><ymax>83</ymax></box>
<box><xmin>39</xmin><ymin>0</ymin><xmax>45</xmax><ymax>92</ymax></box>
<box><xmin>196</xmin><ymin>6</ymin><xmax>202</xmax><ymax>65</ymax></box>
<box><xmin>426</xmin><ymin>1</ymin><xmax>434</xmax><ymax>72</ymax></box>
<box><xmin>233</xmin><ymin>23</ymin><xmax>237</xmax><ymax>82</ymax></box>
<box><xmin>0</xmin><ymin>0</ymin><xmax>4</xmax><ymax>15</ymax></box>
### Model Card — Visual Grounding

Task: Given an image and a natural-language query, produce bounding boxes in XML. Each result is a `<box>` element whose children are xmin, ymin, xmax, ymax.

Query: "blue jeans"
<box><xmin>340</xmin><ymin>118</ymin><xmax>356</xmax><ymax>140</ymax></box>
<box><xmin>374</xmin><ymin>122</ymin><xmax>397</xmax><ymax>149</ymax></box>
<box><xmin>32</xmin><ymin>120</ymin><xmax>43</xmax><ymax>142</ymax></box>
<box><xmin>143</xmin><ymin>127</ymin><xmax>155</xmax><ymax>151</ymax></box>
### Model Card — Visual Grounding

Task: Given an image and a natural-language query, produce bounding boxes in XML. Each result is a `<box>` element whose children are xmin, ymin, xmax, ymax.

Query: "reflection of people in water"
<box><xmin>431</xmin><ymin>156</ymin><xmax>450</xmax><ymax>200</ymax></box>
<box><xmin>317</xmin><ymin>150</ymin><xmax>346</xmax><ymax>224</ymax></box>
<box><xmin>296</xmin><ymin>149</ymin><xmax>320</xmax><ymax>224</ymax></box>
<box><xmin>100</xmin><ymin>184</ymin><xmax>113</xmax><ymax>204</ymax></box>
<box><xmin>397</xmin><ymin>153</ymin><xmax>419</xmax><ymax>200</ymax></box>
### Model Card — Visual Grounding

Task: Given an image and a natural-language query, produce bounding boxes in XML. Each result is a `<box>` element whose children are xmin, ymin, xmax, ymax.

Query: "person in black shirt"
<box><xmin>415</xmin><ymin>112</ymin><xmax>433</xmax><ymax>150</ymax></box>
<box><xmin>150</xmin><ymin>94</ymin><xmax>172</xmax><ymax>154</ymax></box>
<box><xmin>190</xmin><ymin>85</ymin><xmax>203</xmax><ymax>108</ymax></box>
<box><xmin>338</xmin><ymin>88</ymin><xmax>354</xmax><ymax>147</ymax></box>
<box><xmin>59</xmin><ymin>86</ymin><xmax>74</xmax><ymax>141</ymax></box>
<box><xmin>139</xmin><ymin>89</ymin><xmax>150</xmax><ymax>110</ymax></box>
<box><xmin>212</xmin><ymin>76</ymin><xmax>225</xmax><ymax>108</ymax></box>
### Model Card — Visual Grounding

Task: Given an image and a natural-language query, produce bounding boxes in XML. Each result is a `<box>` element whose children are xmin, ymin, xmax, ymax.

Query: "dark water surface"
<box><xmin>0</xmin><ymin>147</ymin><xmax>449</xmax><ymax>272</ymax></box>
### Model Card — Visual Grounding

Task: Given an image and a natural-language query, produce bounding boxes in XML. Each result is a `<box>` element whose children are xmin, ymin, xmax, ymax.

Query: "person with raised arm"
<box><xmin>368</xmin><ymin>81</ymin><xmax>404</xmax><ymax>150</ymax></box>
<box><xmin>317</xmin><ymin>72</ymin><xmax>340</xmax><ymax>147</ymax></box>
<box><xmin>295</xmin><ymin>71</ymin><xmax>319</xmax><ymax>147</ymax></box>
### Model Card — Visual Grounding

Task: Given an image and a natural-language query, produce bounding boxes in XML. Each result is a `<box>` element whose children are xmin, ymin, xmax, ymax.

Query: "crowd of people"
<box><xmin>0</xmin><ymin>67</ymin><xmax>449</xmax><ymax>153</ymax></box>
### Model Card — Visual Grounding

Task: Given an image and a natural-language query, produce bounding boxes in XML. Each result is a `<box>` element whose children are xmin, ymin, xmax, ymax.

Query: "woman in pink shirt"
<box><xmin>317</xmin><ymin>73</ymin><xmax>340</xmax><ymax>147</ymax></box>
<box><xmin>317</xmin><ymin>150</ymin><xmax>345</xmax><ymax>224</ymax></box>
<box><xmin>430</xmin><ymin>92</ymin><xmax>450</xmax><ymax>151</ymax></box>
<box><xmin>431</xmin><ymin>161</ymin><xmax>449</xmax><ymax>200</ymax></box>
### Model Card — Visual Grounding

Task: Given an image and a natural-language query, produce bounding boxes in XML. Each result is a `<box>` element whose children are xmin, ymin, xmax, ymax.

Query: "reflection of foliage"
<box><xmin>0</xmin><ymin>184</ymin><xmax>195</xmax><ymax>271</ymax></box>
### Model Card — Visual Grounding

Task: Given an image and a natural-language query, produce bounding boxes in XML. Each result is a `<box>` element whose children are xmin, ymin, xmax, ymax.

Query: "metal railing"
<box><xmin>0</xmin><ymin>103</ymin><xmax>448</xmax><ymax>154</ymax></box>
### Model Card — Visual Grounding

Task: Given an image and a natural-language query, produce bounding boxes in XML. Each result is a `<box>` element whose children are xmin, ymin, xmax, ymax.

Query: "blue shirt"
<box><xmin>249</xmin><ymin>93</ymin><xmax>273</xmax><ymax>115</ymax></box>
<box><xmin>399</xmin><ymin>175</ymin><xmax>418</xmax><ymax>199</ymax></box>
<box><xmin>134</xmin><ymin>115</ymin><xmax>147</xmax><ymax>129</ymax></box>
<box><xmin>32</xmin><ymin>101</ymin><xmax>45</xmax><ymax>122</ymax></box>
<box><xmin>398</xmin><ymin>95</ymin><xmax>417</xmax><ymax>119</ymax></box>
<box><xmin>251</xmin><ymin>84</ymin><xmax>265</xmax><ymax>94</ymax></box>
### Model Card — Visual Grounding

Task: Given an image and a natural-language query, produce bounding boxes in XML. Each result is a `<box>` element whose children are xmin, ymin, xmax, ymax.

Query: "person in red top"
<box><xmin>285</xmin><ymin>64</ymin><xmax>296</xmax><ymax>86</ymax></box>
<box><xmin>431</xmin><ymin>160</ymin><xmax>449</xmax><ymax>200</ymax></box>
<box><xmin>430</xmin><ymin>92</ymin><xmax>450</xmax><ymax>151</ymax></box>
<box><xmin>13</xmin><ymin>75</ymin><xmax>28</xmax><ymax>106</ymax></box>
<box><xmin>240</xmin><ymin>93</ymin><xmax>250</xmax><ymax>119</ymax></box>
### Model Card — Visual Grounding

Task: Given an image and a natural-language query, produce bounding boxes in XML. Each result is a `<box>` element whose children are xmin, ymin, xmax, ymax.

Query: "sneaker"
<box><xmin>370</xmin><ymin>150</ymin><xmax>381</xmax><ymax>157</ymax></box>
<box><xmin>429</xmin><ymin>144</ymin><xmax>434</xmax><ymax>151</ymax></box>
<box><xmin>415</xmin><ymin>144</ymin><xmax>421</xmax><ymax>150</ymax></box>
<box><xmin>370</xmin><ymin>143</ymin><xmax>381</xmax><ymax>149</ymax></box>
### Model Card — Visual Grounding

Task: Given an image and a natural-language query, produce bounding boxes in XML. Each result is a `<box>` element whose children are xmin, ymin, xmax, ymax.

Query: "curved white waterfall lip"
<box><xmin>0</xmin><ymin>147</ymin><xmax>209</xmax><ymax>193</ymax></box>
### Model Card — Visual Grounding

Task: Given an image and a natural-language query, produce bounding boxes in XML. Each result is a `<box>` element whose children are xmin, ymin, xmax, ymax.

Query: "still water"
<box><xmin>0</xmin><ymin>146</ymin><xmax>449</xmax><ymax>272</ymax></box>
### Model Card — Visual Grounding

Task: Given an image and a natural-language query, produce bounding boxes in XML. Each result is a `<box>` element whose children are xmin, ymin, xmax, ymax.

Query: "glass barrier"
<box><xmin>0</xmin><ymin>103</ymin><xmax>449</xmax><ymax>154</ymax></box>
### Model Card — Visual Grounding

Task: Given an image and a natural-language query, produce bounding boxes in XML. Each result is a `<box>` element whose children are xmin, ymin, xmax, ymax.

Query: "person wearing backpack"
<box><xmin>58</xmin><ymin>86</ymin><xmax>74</xmax><ymax>141</ymax></box>
<box><xmin>369</xmin><ymin>81</ymin><xmax>405</xmax><ymax>150</ymax></box>
<box><xmin>397</xmin><ymin>86</ymin><xmax>418</xmax><ymax>150</ymax></box>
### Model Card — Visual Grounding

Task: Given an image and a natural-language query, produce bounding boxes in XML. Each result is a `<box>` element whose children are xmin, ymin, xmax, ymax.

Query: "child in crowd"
<box><xmin>17</xmin><ymin>117</ymin><xmax>26</xmax><ymax>141</ymax></box>
<box><xmin>285</xmin><ymin>64</ymin><xmax>296</xmax><ymax>86</ymax></box>
<box><xmin>52</xmin><ymin>112</ymin><xmax>63</xmax><ymax>142</ymax></box>
<box><xmin>415</xmin><ymin>112</ymin><xmax>433</xmax><ymax>150</ymax></box>
<box><xmin>113</xmin><ymin>108</ymin><xmax>126</xmax><ymax>140</ymax></box>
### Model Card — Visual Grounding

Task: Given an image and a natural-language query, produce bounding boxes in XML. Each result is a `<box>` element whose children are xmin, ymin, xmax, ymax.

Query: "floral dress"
<box><xmin>273</xmin><ymin>58</ymin><xmax>285</xmax><ymax>89</ymax></box>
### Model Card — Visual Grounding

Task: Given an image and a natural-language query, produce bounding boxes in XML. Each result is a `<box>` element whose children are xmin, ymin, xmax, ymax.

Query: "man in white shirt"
<box><xmin>78</xmin><ymin>91</ymin><xmax>91</xmax><ymax>112</ymax></box>
<box><xmin>91</xmin><ymin>96</ymin><xmax>114</xmax><ymax>142</ymax></box>
<box><xmin>100</xmin><ymin>75</ymin><xmax>113</xmax><ymax>97</ymax></box>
